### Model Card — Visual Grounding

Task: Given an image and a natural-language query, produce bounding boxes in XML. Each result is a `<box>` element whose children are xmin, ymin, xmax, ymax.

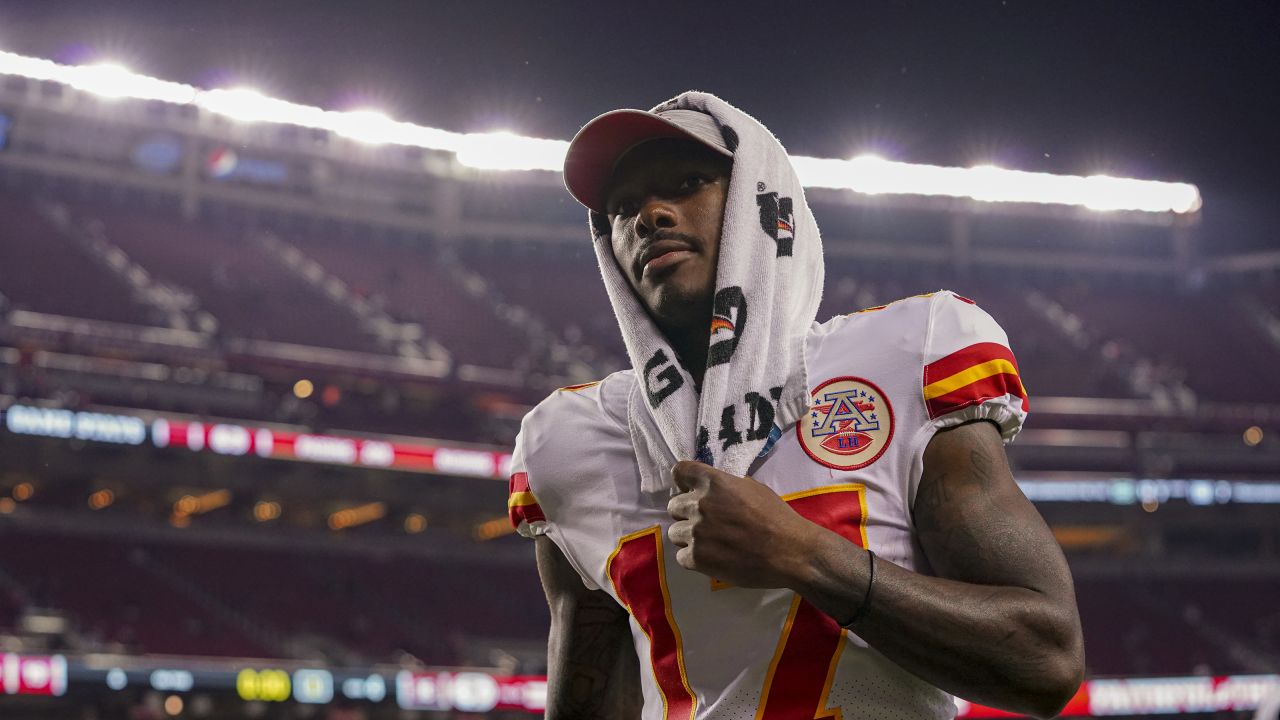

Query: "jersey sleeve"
<box><xmin>507</xmin><ymin>430</ymin><xmax>549</xmax><ymax>539</ymax></box>
<box><xmin>505</xmin><ymin>388</ymin><xmax>604</xmax><ymax>591</ymax></box>
<box><xmin>922</xmin><ymin>292</ymin><xmax>1029</xmax><ymax>442</ymax></box>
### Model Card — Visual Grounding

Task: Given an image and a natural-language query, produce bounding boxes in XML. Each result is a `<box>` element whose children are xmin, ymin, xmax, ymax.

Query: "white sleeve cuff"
<box><xmin>931</xmin><ymin>394</ymin><xmax>1026</xmax><ymax>444</ymax></box>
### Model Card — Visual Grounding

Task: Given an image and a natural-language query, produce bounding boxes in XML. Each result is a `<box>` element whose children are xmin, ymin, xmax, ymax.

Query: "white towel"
<box><xmin>587</xmin><ymin>91</ymin><xmax>825</xmax><ymax>493</ymax></box>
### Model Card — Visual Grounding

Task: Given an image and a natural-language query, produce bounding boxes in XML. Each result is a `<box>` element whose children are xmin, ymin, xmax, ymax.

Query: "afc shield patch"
<box><xmin>797</xmin><ymin>377</ymin><xmax>894</xmax><ymax>471</ymax></box>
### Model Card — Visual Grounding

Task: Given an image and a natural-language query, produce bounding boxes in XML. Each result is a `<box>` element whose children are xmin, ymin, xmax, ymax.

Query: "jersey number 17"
<box><xmin>608</xmin><ymin>483</ymin><xmax>868</xmax><ymax>720</ymax></box>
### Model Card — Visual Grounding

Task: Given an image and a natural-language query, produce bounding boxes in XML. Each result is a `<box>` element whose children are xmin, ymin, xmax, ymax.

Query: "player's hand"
<box><xmin>666</xmin><ymin>460</ymin><xmax>818</xmax><ymax>589</ymax></box>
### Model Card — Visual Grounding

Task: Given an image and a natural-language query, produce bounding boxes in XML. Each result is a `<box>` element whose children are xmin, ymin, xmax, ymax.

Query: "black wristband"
<box><xmin>840</xmin><ymin>549</ymin><xmax>876</xmax><ymax>629</ymax></box>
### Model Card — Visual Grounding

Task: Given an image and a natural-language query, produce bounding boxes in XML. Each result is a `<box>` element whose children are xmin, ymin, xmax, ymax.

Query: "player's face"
<box><xmin>604</xmin><ymin>138</ymin><xmax>731</xmax><ymax>336</ymax></box>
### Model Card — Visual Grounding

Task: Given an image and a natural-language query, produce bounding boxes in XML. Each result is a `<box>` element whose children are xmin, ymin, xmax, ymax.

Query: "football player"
<box><xmin>509</xmin><ymin>93</ymin><xmax>1084</xmax><ymax>720</ymax></box>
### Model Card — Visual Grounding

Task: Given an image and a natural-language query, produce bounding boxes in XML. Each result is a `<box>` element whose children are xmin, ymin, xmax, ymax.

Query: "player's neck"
<box><xmin>662</xmin><ymin>324</ymin><xmax>709</xmax><ymax>390</ymax></box>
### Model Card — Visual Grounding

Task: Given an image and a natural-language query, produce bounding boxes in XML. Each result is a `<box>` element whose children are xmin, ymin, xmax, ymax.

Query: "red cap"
<box><xmin>563</xmin><ymin>108</ymin><xmax>733</xmax><ymax>214</ymax></box>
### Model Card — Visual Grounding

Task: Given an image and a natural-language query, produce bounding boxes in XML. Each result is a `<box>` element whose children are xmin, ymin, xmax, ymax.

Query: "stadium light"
<box><xmin>173</xmin><ymin>489</ymin><xmax>232</xmax><ymax>516</ymax></box>
<box><xmin>197</xmin><ymin>86</ymin><xmax>327</xmax><ymax>126</ymax></box>
<box><xmin>0</xmin><ymin>53</ymin><xmax>198</xmax><ymax>104</ymax></box>
<box><xmin>455</xmin><ymin>131</ymin><xmax>570</xmax><ymax>172</ymax></box>
<box><xmin>68</xmin><ymin>63</ymin><xmax>198</xmax><ymax>104</ymax></box>
<box><xmin>791</xmin><ymin>155</ymin><xmax>1202</xmax><ymax>214</ymax></box>
<box><xmin>473</xmin><ymin>515</ymin><xmax>515</xmax><ymax>541</ymax></box>
<box><xmin>88</xmin><ymin>489</ymin><xmax>115</xmax><ymax>510</ymax></box>
<box><xmin>253</xmin><ymin>500</ymin><xmax>282</xmax><ymax>522</ymax></box>
<box><xmin>328</xmin><ymin>501</ymin><xmax>387</xmax><ymax>530</ymax></box>
<box><xmin>0</xmin><ymin>48</ymin><xmax>1202</xmax><ymax>214</ymax></box>
<box><xmin>404</xmin><ymin>513</ymin><xmax>428</xmax><ymax>533</ymax></box>
<box><xmin>329</xmin><ymin>109</ymin><xmax>399</xmax><ymax>145</ymax></box>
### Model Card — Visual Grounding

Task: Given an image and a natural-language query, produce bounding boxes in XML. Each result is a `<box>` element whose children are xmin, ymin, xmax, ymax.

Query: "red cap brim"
<box><xmin>563</xmin><ymin>109</ymin><xmax>724</xmax><ymax>214</ymax></box>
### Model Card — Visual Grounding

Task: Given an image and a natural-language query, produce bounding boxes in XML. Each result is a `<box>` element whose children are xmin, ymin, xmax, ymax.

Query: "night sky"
<box><xmin>0</xmin><ymin>1</ymin><xmax>1276</xmax><ymax>252</ymax></box>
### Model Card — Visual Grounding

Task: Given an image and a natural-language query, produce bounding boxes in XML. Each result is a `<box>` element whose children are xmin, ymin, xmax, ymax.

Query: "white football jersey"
<box><xmin>509</xmin><ymin>291</ymin><xmax>1028</xmax><ymax>720</ymax></box>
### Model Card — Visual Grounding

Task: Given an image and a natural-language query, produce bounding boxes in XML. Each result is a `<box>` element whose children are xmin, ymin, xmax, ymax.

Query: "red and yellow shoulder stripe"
<box><xmin>507</xmin><ymin>471</ymin><xmax>546</xmax><ymax>529</ymax></box>
<box><xmin>923</xmin><ymin>342</ymin><xmax>1028</xmax><ymax>419</ymax></box>
<box><xmin>558</xmin><ymin>381</ymin><xmax>601</xmax><ymax>393</ymax></box>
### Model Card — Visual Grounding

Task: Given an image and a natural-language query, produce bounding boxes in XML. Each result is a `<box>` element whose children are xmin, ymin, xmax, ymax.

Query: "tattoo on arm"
<box><xmin>537</xmin><ymin>536</ymin><xmax>640</xmax><ymax>720</ymax></box>
<box><xmin>556</xmin><ymin>599</ymin><xmax>639</xmax><ymax>717</ymax></box>
<box><xmin>915</xmin><ymin>431</ymin><xmax>1041</xmax><ymax>586</ymax></box>
<box><xmin>913</xmin><ymin>421</ymin><xmax>1084</xmax><ymax>690</ymax></box>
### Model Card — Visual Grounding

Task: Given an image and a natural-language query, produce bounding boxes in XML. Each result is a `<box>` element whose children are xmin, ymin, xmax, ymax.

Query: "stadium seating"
<box><xmin>7</xmin><ymin>192</ymin><xmax>1277</xmax><ymax>410</ymax></box>
<box><xmin>81</xmin><ymin>204</ymin><xmax>384</xmax><ymax>354</ymax></box>
<box><xmin>3</xmin><ymin>526</ymin><xmax>1276</xmax><ymax>676</ymax></box>
<box><xmin>291</xmin><ymin>232</ymin><xmax>532</xmax><ymax>369</ymax></box>
<box><xmin>1051</xmin><ymin>280</ymin><xmax>1280</xmax><ymax>403</ymax></box>
<box><xmin>815</xmin><ymin>266</ymin><xmax>1140</xmax><ymax>400</ymax></box>
<box><xmin>0</xmin><ymin>194</ymin><xmax>153</xmax><ymax>326</ymax></box>
<box><xmin>1073</xmin><ymin>576</ymin><xmax>1280</xmax><ymax>676</ymax></box>
<box><xmin>0</xmin><ymin>528</ymin><xmax>546</xmax><ymax>665</ymax></box>
<box><xmin>0</xmin><ymin>530</ymin><xmax>274</xmax><ymax>658</ymax></box>
<box><xmin>455</xmin><ymin>242</ymin><xmax>625</xmax><ymax>362</ymax></box>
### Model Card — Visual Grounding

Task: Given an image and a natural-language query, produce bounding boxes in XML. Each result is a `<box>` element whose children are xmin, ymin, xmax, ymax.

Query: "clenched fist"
<box><xmin>666</xmin><ymin>460</ymin><xmax>819</xmax><ymax>589</ymax></box>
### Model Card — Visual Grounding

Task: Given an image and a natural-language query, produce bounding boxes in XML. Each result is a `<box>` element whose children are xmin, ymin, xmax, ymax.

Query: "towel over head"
<box><xmin>565</xmin><ymin>91</ymin><xmax>825</xmax><ymax>493</ymax></box>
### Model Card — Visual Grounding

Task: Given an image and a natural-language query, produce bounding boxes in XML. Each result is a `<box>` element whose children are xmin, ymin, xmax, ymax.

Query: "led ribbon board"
<box><xmin>4</xmin><ymin>654</ymin><xmax>1276</xmax><ymax>718</ymax></box>
<box><xmin>2</xmin><ymin>404</ymin><xmax>510</xmax><ymax>479</ymax></box>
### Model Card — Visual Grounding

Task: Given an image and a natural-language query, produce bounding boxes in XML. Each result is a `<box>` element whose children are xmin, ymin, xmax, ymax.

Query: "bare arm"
<box><xmin>792</xmin><ymin>421</ymin><xmax>1085</xmax><ymax>718</ymax></box>
<box><xmin>536</xmin><ymin>535</ymin><xmax>641</xmax><ymax>720</ymax></box>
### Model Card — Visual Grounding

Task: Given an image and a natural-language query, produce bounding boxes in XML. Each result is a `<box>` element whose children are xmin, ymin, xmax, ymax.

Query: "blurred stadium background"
<box><xmin>0</xmin><ymin>4</ymin><xmax>1278</xmax><ymax>719</ymax></box>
